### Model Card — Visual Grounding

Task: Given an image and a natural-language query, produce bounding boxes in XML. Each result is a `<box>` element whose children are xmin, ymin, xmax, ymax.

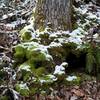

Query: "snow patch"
<box><xmin>49</xmin><ymin>42</ymin><xmax>62</xmax><ymax>47</ymax></box>
<box><xmin>19</xmin><ymin>83</ymin><xmax>29</xmax><ymax>90</ymax></box>
<box><xmin>66</xmin><ymin>76</ymin><xmax>77</xmax><ymax>81</ymax></box>
<box><xmin>54</xmin><ymin>65</ymin><xmax>65</xmax><ymax>75</ymax></box>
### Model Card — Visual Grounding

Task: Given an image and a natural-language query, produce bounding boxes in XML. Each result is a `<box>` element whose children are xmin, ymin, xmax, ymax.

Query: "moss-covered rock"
<box><xmin>14</xmin><ymin>42</ymin><xmax>53</xmax><ymax>79</ymax></box>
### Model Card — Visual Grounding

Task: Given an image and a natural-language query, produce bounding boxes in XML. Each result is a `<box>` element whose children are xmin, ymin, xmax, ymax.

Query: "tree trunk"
<box><xmin>33</xmin><ymin>0</ymin><xmax>72</xmax><ymax>31</ymax></box>
<box><xmin>91</xmin><ymin>0</ymin><xmax>100</xmax><ymax>5</ymax></box>
<box><xmin>96</xmin><ymin>0</ymin><xmax>100</xmax><ymax>5</ymax></box>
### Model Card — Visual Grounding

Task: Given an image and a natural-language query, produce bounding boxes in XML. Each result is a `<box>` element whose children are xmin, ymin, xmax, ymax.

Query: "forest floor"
<box><xmin>0</xmin><ymin>0</ymin><xmax>100</xmax><ymax>100</ymax></box>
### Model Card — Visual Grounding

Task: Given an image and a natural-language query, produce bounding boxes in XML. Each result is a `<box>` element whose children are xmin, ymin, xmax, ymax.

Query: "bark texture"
<box><xmin>96</xmin><ymin>0</ymin><xmax>100</xmax><ymax>5</ymax></box>
<box><xmin>34</xmin><ymin>0</ymin><xmax>72</xmax><ymax>31</ymax></box>
<box><xmin>91</xmin><ymin>0</ymin><xmax>100</xmax><ymax>5</ymax></box>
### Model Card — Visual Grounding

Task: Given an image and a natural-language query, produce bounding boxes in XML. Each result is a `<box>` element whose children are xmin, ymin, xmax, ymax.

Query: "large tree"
<box><xmin>96</xmin><ymin>0</ymin><xmax>100</xmax><ymax>5</ymax></box>
<box><xmin>91</xmin><ymin>0</ymin><xmax>100</xmax><ymax>5</ymax></box>
<box><xmin>33</xmin><ymin>0</ymin><xmax>72</xmax><ymax>31</ymax></box>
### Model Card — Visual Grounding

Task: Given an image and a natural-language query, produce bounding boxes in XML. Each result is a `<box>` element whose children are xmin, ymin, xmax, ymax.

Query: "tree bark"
<box><xmin>33</xmin><ymin>0</ymin><xmax>72</xmax><ymax>31</ymax></box>
<box><xmin>96</xmin><ymin>0</ymin><xmax>100</xmax><ymax>5</ymax></box>
<box><xmin>91</xmin><ymin>0</ymin><xmax>100</xmax><ymax>5</ymax></box>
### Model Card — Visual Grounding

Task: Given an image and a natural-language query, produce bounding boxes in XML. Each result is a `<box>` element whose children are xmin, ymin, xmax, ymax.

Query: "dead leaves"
<box><xmin>71</xmin><ymin>88</ymin><xmax>85</xmax><ymax>97</ymax></box>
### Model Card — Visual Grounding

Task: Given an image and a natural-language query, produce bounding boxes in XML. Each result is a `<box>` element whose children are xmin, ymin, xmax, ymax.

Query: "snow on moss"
<box><xmin>54</xmin><ymin>64</ymin><xmax>65</xmax><ymax>75</ymax></box>
<box><xmin>67</xmin><ymin>28</ymin><xmax>86</xmax><ymax>45</ymax></box>
<box><xmin>49</xmin><ymin>42</ymin><xmax>62</xmax><ymax>47</ymax></box>
<box><xmin>66</xmin><ymin>76</ymin><xmax>77</xmax><ymax>81</ymax></box>
<box><xmin>61</xmin><ymin>62</ymin><xmax>68</xmax><ymax>67</ymax></box>
<box><xmin>39</xmin><ymin>74</ymin><xmax>57</xmax><ymax>84</ymax></box>
<box><xmin>19</xmin><ymin>83</ymin><xmax>29</xmax><ymax>90</ymax></box>
<box><xmin>19</xmin><ymin>63</ymin><xmax>31</xmax><ymax>72</ymax></box>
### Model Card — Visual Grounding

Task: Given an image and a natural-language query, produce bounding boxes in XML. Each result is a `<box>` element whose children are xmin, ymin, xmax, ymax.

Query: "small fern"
<box><xmin>95</xmin><ymin>48</ymin><xmax>100</xmax><ymax>72</ymax></box>
<box><xmin>86</xmin><ymin>52</ymin><xmax>95</xmax><ymax>73</ymax></box>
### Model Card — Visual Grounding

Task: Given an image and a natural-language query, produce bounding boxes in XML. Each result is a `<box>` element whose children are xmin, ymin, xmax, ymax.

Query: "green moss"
<box><xmin>21</xmin><ymin>31</ymin><xmax>32</xmax><ymax>41</ymax></box>
<box><xmin>14</xmin><ymin>42</ymin><xmax>53</xmax><ymax>80</ymax></box>
<box><xmin>27</xmin><ymin>49</ymin><xmax>46</xmax><ymax>61</ymax></box>
<box><xmin>15</xmin><ymin>84</ymin><xmax>29</xmax><ymax>96</ymax></box>
<box><xmin>35</xmin><ymin>67</ymin><xmax>46</xmax><ymax>76</ymax></box>
<box><xmin>0</xmin><ymin>96</ymin><xmax>9</xmax><ymax>100</ymax></box>
<box><xmin>20</xmin><ymin>28</ymin><xmax>32</xmax><ymax>41</ymax></box>
<box><xmin>14</xmin><ymin>44</ymin><xmax>26</xmax><ymax>63</ymax></box>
